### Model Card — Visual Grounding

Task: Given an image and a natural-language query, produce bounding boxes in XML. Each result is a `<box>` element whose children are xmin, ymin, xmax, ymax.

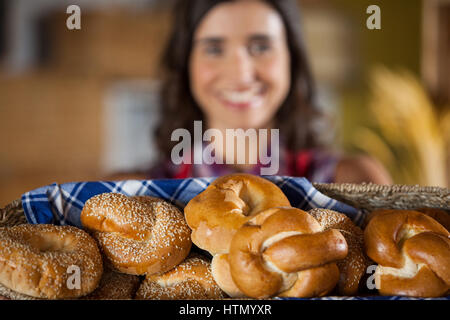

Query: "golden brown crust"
<box><xmin>366</xmin><ymin>208</ymin><xmax>450</xmax><ymax>231</ymax></box>
<box><xmin>135</xmin><ymin>254</ymin><xmax>225</xmax><ymax>300</ymax></box>
<box><xmin>184</xmin><ymin>174</ymin><xmax>290</xmax><ymax>255</ymax></box>
<box><xmin>308</xmin><ymin>208</ymin><xmax>370</xmax><ymax>296</ymax></box>
<box><xmin>227</xmin><ymin>207</ymin><xmax>348</xmax><ymax>298</ymax></box>
<box><xmin>0</xmin><ymin>224</ymin><xmax>103</xmax><ymax>299</ymax></box>
<box><xmin>415</xmin><ymin>208</ymin><xmax>450</xmax><ymax>231</ymax></box>
<box><xmin>376</xmin><ymin>264</ymin><xmax>449</xmax><ymax>297</ymax></box>
<box><xmin>211</xmin><ymin>254</ymin><xmax>245</xmax><ymax>298</ymax></box>
<box><xmin>279</xmin><ymin>263</ymin><xmax>340</xmax><ymax>298</ymax></box>
<box><xmin>81</xmin><ymin>193</ymin><xmax>192</xmax><ymax>275</ymax></box>
<box><xmin>364</xmin><ymin>210</ymin><xmax>450</xmax><ymax>297</ymax></box>
<box><xmin>82</xmin><ymin>267</ymin><xmax>141</xmax><ymax>299</ymax></box>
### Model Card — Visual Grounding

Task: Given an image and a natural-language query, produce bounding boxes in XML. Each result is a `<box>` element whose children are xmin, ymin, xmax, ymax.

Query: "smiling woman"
<box><xmin>131</xmin><ymin>0</ymin><xmax>393</xmax><ymax>184</ymax></box>
<box><xmin>189</xmin><ymin>0</ymin><xmax>291</xmax><ymax>130</ymax></box>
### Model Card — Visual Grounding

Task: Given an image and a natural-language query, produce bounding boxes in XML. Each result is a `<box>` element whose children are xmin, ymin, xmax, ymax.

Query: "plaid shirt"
<box><xmin>150</xmin><ymin>147</ymin><xmax>340</xmax><ymax>183</ymax></box>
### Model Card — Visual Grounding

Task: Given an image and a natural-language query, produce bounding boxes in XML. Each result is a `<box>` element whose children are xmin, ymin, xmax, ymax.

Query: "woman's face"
<box><xmin>189</xmin><ymin>0</ymin><xmax>291</xmax><ymax>130</ymax></box>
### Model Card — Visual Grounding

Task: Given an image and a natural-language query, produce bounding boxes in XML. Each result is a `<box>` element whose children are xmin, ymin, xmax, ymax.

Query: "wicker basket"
<box><xmin>1</xmin><ymin>182</ymin><xmax>448</xmax><ymax>228</ymax></box>
<box><xmin>0</xmin><ymin>198</ymin><xmax>27</xmax><ymax>228</ymax></box>
<box><xmin>0</xmin><ymin>182</ymin><xmax>448</xmax><ymax>300</ymax></box>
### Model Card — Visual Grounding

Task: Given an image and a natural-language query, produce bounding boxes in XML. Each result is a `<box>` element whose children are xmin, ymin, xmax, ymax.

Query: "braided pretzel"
<box><xmin>364</xmin><ymin>210</ymin><xmax>450</xmax><ymax>297</ymax></box>
<box><xmin>184</xmin><ymin>173</ymin><xmax>290</xmax><ymax>255</ymax></box>
<box><xmin>222</xmin><ymin>207</ymin><xmax>348</xmax><ymax>298</ymax></box>
<box><xmin>81</xmin><ymin>193</ymin><xmax>192</xmax><ymax>275</ymax></box>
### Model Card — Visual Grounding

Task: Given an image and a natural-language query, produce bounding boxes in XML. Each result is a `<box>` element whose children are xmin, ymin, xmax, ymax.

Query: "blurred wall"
<box><xmin>0</xmin><ymin>5</ymin><xmax>172</xmax><ymax>206</ymax></box>
<box><xmin>334</xmin><ymin>0</ymin><xmax>422</xmax><ymax>147</ymax></box>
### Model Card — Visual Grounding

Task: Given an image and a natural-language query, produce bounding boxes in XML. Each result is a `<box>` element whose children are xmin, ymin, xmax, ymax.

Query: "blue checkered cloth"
<box><xmin>21</xmin><ymin>176</ymin><xmax>363</xmax><ymax>228</ymax></box>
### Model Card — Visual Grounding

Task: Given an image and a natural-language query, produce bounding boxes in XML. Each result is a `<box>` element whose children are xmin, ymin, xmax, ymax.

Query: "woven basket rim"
<box><xmin>1</xmin><ymin>198</ymin><xmax>23</xmax><ymax>212</ymax></box>
<box><xmin>0</xmin><ymin>198</ymin><xmax>27</xmax><ymax>228</ymax></box>
<box><xmin>312</xmin><ymin>182</ymin><xmax>450</xmax><ymax>194</ymax></box>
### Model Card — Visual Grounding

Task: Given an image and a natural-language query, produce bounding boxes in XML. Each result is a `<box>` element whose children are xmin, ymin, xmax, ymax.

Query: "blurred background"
<box><xmin>0</xmin><ymin>0</ymin><xmax>449</xmax><ymax>206</ymax></box>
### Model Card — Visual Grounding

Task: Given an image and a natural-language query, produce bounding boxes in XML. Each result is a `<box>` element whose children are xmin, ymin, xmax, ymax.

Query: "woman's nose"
<box><xmin>223</xmin><ymin>47</ymin><xmax>255</xmax><ymax>85</ymax></box>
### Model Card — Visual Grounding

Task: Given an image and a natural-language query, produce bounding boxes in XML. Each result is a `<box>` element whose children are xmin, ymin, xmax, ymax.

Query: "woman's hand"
<box><xmin>334</xmin><ymin>155</ymin><xmax>393</xmax><ymax>185</ymax></box>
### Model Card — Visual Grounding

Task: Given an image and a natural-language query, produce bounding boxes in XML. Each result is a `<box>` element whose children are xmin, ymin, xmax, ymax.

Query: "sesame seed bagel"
<box><xmin>0</xmin><ymin>224</ymin><xmax>103</xmax><ymax>299</ymax></box>
<box><xmin>82</xmin><ymin>266</ymin><xmax>141</xmax><ymax>299</ymax></box>
<box><xmin>135</xmin><ymin>254</ymin><xmax>225</xmax><ymax>300</ymax></box>
<box><xmin>81</xmin><ymin>193</ymin><xmax>192</xmax><ymax>276</ymax></box>
<box><xmin>308</xmin><ymin>208</ymin><xmax>370</xmax><ymax>296</ymax></box>
<box><xmin>184</xmin><ymin>173</ymin><xmax>290</xmax><ymax>255</ymax></box>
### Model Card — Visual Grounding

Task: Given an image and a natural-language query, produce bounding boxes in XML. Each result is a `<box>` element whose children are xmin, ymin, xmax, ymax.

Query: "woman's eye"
<box><xmin>204</xmin><ymin>44</ymin><xmax>223</xmax><ymax>56</ymax></box>
<box><xmin>248</xmin><ymin>41</ymin><xmax>271</xmax><ymax>56</ymax></box>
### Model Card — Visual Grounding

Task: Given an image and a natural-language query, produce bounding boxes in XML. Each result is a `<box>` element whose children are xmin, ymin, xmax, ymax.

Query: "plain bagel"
<box><xmin>184</xmin><ymin>173</ymin><xmax>290</xmax><ymax>255</ymax></box>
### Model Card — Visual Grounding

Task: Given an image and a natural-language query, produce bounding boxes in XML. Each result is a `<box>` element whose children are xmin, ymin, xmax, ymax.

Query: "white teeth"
<box><xmin>221</xmin><ymin>87</ymin><xmax>263</xmax><ymax>104</ymax></box>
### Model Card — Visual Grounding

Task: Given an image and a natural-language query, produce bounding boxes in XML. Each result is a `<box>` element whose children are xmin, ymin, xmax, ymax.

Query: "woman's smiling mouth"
<box><xmin>217</xmin><ymin>86</ymin><xmax>266</xmax><ymax>110</ymax></box>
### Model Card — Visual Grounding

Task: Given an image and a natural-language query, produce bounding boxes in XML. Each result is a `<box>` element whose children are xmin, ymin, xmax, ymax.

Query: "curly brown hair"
<box><xmin>154</xmin><ymin>0</ymin><xmax>333</xmax><ymax>163</ymax></box>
